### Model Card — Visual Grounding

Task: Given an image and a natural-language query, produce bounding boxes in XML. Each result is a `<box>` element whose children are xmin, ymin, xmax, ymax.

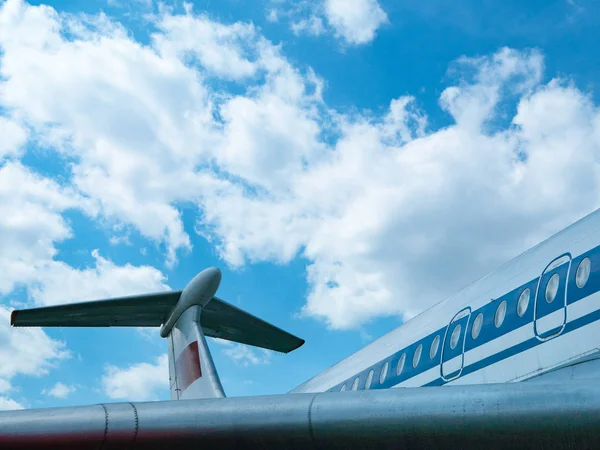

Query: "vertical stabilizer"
<box><xmin>161</xmin><ymin>267</ymin><xmax>226</xmax><ymax>400</ymax></box>
<box><xmin>167</xmin><ymin>305</ymin><xmax>225</xmax><ymax>399</ymax></box>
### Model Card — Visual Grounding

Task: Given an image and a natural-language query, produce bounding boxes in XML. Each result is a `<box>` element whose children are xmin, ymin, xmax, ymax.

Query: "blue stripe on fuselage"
<box><xmin>329</xmin><ymin>245</ymin><xmax>600</xmax><ymax>392</ymax></box>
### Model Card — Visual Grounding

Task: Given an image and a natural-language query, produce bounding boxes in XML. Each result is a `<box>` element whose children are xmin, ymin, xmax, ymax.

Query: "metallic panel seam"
<box><xmin>307</xmin><ymin>394</ymin><xmax>318</xmax><ymax>448</ymax></box>
<box><xmin>129</xmin><ymin>402</ymin><xmax>139</xmax><ymax>448</ymax></box>
<box><xmin>100</xmin><ymin>403</ymin><xmax>109</xmax><ymax>449</ymax></box>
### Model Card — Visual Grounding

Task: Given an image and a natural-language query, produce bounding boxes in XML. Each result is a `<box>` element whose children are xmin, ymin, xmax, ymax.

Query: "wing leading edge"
<box><xmin>10</xmin><ymin>293</ymin><xmax>304</xmax><ymax>353</ymax></box>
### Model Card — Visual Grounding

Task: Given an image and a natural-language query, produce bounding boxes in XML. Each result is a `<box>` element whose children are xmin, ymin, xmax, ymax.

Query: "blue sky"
<box><xmin>1</xmin><ymin>0</ymin><xmax>600</xmax><ymax>409</ymax></box>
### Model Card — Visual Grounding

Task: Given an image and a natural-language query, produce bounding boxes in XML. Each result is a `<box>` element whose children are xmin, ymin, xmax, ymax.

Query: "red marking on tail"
<box><xmin>176</xmin><ymin>341</ymin><xmax>202</xmax><ymax>392</ymax></box>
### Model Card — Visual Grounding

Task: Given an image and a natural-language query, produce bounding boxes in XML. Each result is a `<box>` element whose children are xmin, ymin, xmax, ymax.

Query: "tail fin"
<box><xmin>160</xmin><ymin>267</ymin><xmax>226</xmax><ymax>399</ymax></box>
<box><xmin>10</xmin><ymin>267</ymin><xmax>304</xmax><ymax>401</ymax></box>
<box><xmin>167</xmin><ymin>305</ymin><xmax>224</xmax><ymax>399</ymax></box>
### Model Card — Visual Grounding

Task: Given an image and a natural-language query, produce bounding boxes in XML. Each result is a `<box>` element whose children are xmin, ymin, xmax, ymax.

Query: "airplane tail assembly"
<box><xmin>161</xmin><ymin>268</ymin><xmax>226</xmax><ymax>400</ymax></box>
<box><xmin>10</xmin><ymin>267</ymin><xmax>304</xmax><ymax>400</ymax></box>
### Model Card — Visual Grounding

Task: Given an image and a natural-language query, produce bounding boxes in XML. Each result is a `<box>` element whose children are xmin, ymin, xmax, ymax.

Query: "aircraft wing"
<box><xmin>10</xmin><ymin>293</ymin><xmax>304</xmax><ymax>353</ymax></box>
<box><xmin>1</xmin><ymin>380</ymin><xmax>600</xmax><ymax>449</ymax></box>
<box><xmin>10</xmin><ymin>291</ymin><xmax>182</xmax><ymax>327</ymax></box>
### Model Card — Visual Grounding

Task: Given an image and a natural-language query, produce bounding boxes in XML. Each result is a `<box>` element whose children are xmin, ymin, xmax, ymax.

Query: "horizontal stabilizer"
<box><xmin>10</xmin><ymin>293</ymin><xmax>304</xmax><ymax>353</ymax></box>
<box><xmin>11</xmin><ymin>292</ymin><xmax>181</xmax><ymax>328</ymax></box>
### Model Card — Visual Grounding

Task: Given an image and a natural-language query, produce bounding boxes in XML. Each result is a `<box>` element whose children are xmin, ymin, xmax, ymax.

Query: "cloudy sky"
<box><xmin>1</xmin><ymin>0</ymin><xmax>599</xmax><ymax>409</ymax></box>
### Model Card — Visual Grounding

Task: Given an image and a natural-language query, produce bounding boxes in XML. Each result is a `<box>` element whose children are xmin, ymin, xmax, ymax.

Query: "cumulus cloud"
<box><xmin>102</xmin><ymin>354</ymin><xmax>168</xmax><ymax>401</ymax></box>
<box><xmin>0</xmin><ymin>379</ymin><xmax>21</xmax><ymax>410</ymax></box>
<box><xmin>0</xmin><ymin>306</ymin><xmax>70</xmax><ymax>408</ymax></box>
<box><xmin>216</xmin><ymin>340</ymin><xmax>272</xmax><ymax>367</ymax></box>
<box><xmin>0</xmin><ymin>161</ymin><xmax>84</xmax><ymax>295</ymax></box>
<box><xmin>30</xmin><ymin>250</ymin><xmax>170</xmax><ymax>305</ymax></box>
<box><xmin>270</xmin><ymin>0</ymin><xmax>387</xmax><ymax>44</ymax></box>
<box><xmin>0</xmin><ymin>160</ymin><xmax>166</xmax><ymax>408</ymax></box>
<box><xmin>0</xmin><ymin>160</ymin><xmax>169</xmax><ymax>304</ymax></box>
<box><xmin>266</xmin><ymin>9</ymin><xmax>279</xmax><ymax>23</ymax></box>
<box><xmin>0</xmin><ymin>162</ymin><xmax>87</xmax><ymax>402</ymax></box>
<box><xmin>198</xmin><ymin>46</ymin><xmax>600</xmax><ymax>329</ymax></box>
<box><xmin>42</xmin><ymin>381</ymin><xmax>76</xmax><ymax>399</ymax></box>
<box><xmin>154</xmin><ymin>8</ymin><xmax>261</xmax><ymax>80</ymax></box>
<box><xmin>0</xmin><ymin>0</ymin><xmax>211</xmax><ymax>266</ymax></box>
<box><xmin>323</xmin><ymin>0</ymin><xmax>388</xmax><ymax>44</ymax></box>
<box><xmin>0</xmin><ymin>379</ymin><xmax>11</xmax><ymax>393</ymax></box>
<box><xmin>0</xmin><ymin>308</ymin><xmax>70</xmax><ymax>380</ymax></box>
<box><xmin>0</xmin><ymin>117</ymin><xmax>27</xmax><ymax>158</ymax></box>
<box><xmin>0</xmin><ymin>0</ymin><xmax>322</xmax><ymax>264</ymax></box>
<box><xmin>0</xmin><ymin>397</ymin><xmax>23</xmax><ymax>410</ymax></box>
<box><xmin>2</xmin><ymin>0</ymin><xmax>600</xmax><ymax>333</ymax></box>
<box><xmin>290</xmin><ymin>16</ymin><xmax>325</xmax><ymax>37</ymax></box>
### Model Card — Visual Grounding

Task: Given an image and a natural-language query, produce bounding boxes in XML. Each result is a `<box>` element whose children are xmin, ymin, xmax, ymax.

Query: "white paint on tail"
<box><xmin>167</xmin><ymin>305</ymin><xmax>225</xmax><ymax>400</ymax></box>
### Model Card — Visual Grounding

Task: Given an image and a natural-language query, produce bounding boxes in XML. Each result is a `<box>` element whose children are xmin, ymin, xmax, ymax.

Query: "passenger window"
<box><xmin>365</xmin><ymin>369</ymin><xmax>374</xmax><ymax>390</ymax></box>
<box><xmin>517</xmin><ymin>289</ymin><xmax>530</xmax><ymax>317</ymax></box>
<box><xmin>494</xmin><ymin>300</ymin><xmax>507</xmax><ymax>328</ymax></box>
<box><xmin>576</xmin><ymin>257</ymin><xmax>591</xmax><ymax>288</ymax></box>
<box><xmin>450</xmin><ymin>324</ymin><xmax>461</xmax><ymax>349</ymax></box>
<box><xmin>380</xmin><ymin>362</ymin><xmax>389</xmax><ymax>384</ymax></box>
<box><xmin>413</xmin><ymin>344</ymin><xmax>423</xmax><ymax>368</ymax></box>
<box><xmin>545</xmin><ymin>273</ymin><xmax>559</xmax><ymax>303</ymax></box>
<box><xmin>430</xmin><ymin>335</ymin><xmax>440</xmax><ymax>359</ymax></box>
<box><xmin>397</xmin><ymin>353</ymin><xmax>406</xmax><ymax>375</ymax></box>
<box><xmin>471</xmin><ymin>312</ymin><xmax>483</xmax><ymax>339</ymax></box>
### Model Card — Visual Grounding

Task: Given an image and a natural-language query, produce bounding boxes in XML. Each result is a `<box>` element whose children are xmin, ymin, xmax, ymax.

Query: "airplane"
<box><xmin>5</xmin><ymin>209</ymin><xmax>600</xmax><ymax>448</ymax></box>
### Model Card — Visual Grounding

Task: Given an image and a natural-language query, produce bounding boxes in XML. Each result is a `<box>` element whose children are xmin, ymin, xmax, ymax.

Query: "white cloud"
<box><xmin>266</xmin><ymin>9</ymin><xmax>279</xmax><ymax>23</ymax></box>
<box><xmin>216</xmin><ymin>82</ymin><xmax>323</xmax><ymax>191</ymax></box>
<box><xmin>0</xmin><ymin>306</ymin><xmax>70</xmax><ymax>380</ymax></box>
<box><xmin>0</xmin><ymin>0</ymin><xmax>322</xmax><ymax>265</ymax></box>
<box><xmin>0</xmin><ymin>0</ymin><xmax>211</xmax><ymax>266</ymax></box>
<box><xmin>0</xmin><ymin>117</ymin><xmax>27</xmax><ymax>158</ymax></box>
<box><xmin>0</xmin><ymin>161</ymin><xmax>169</xmax><ymax>305</ymax></box>
<box><xmin>0</xmin><ymin>90</ymin><xmax>172</xmax><ymax>404</ymax></box>
<box><xmin>0</xmin><ymin>379</ymin><xmax>21</xmax><ymax>410</ymax></box>
<box><xmin>30</xmin><ymin>249</ymin><xmax>170</xmax><ymax>305</ymax></box>
<box><xmin>109</xmin><ymin>234</ymin><xmax>132</xmax><ymax>246</ymax></box>
<box><xmin>198</xmin><ymin>47</ymin><xmax>600</xmax><ymax>329</ymax></box>
<box><xmin>153</xmin><ymin>8</ymin><xmax>260</xmax><ymax>80</ymax></box>
<box><xmin>0</xmin><ymin>3</ymin><xmax>174</xmax><ymax>310</ymax></box>
<box><xmin>291</xmin><ymin>16</ymin><xmax>325</xmax><ymax>36</ymax></box>
<box><xmin>0</xmin><ymin>397</ymin><xmax>23</xmax><ymax>410</ymax></box>
<box><xmin>102</xmin><ymin>354</ymin><xmax>168</xmax><ymax>401</ymax></box>
<box><xmin>0</xmin><ymin>379</ymin><xmax>11</xmax><ymax>393</ymax></box>
<box><xmin>440</xmin><ymin>47</ymin><xmax>544</xmax><ymax>130</ymax></box>
<box><xmin>2</xmin><ymin>1</ymin><xmax>600</xmax><ymax>334</ymax></box>
<box><xmin>0</xmin><ymin>161</ymin><xmax>83</xmax><ymax>295</ymax></box>
<box><xmin>323</xmin><ymin>0</ymin><xmax>388</xmax><ymax>44</ymax></box>
<box><xmin>272</xmin><ymin>0</ymin><xmax>387</xmax><ymax>44</ymax></box>
<box><xmin>0</xmin><ymin>160</ymin><xmax>166</xmax><ymax>405</ymax></box>
<box><xmin>136</xmin><ymin>326</ymin><xmax>160</xmax><ymax>341</ymax></box>
<box><xmin>42</xmin><ymin>381</ymin><xmax>75</xmax><ymax>398</ymax></box>
<box><xmin>216</xmin><ymin>340</ymin><xmax>272</xmax><ymax>367</ymax></box>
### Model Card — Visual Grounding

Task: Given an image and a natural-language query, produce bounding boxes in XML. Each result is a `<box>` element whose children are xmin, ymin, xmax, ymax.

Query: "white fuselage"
<box><xmin>292</xmin><ymin>209</ymin><xmax>600</xmax><ymax>394</ymax></box>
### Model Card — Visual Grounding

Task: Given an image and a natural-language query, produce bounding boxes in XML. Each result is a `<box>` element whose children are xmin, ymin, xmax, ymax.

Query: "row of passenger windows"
<box><xmin>339</xmin><ymin>257</ymin><xmax>592</xmax><ymax>392</ymax></box>
<box><xmin>471</xmin><ymin>256</ymin><xmax>592</xmax><ymax>339</ymax></box>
